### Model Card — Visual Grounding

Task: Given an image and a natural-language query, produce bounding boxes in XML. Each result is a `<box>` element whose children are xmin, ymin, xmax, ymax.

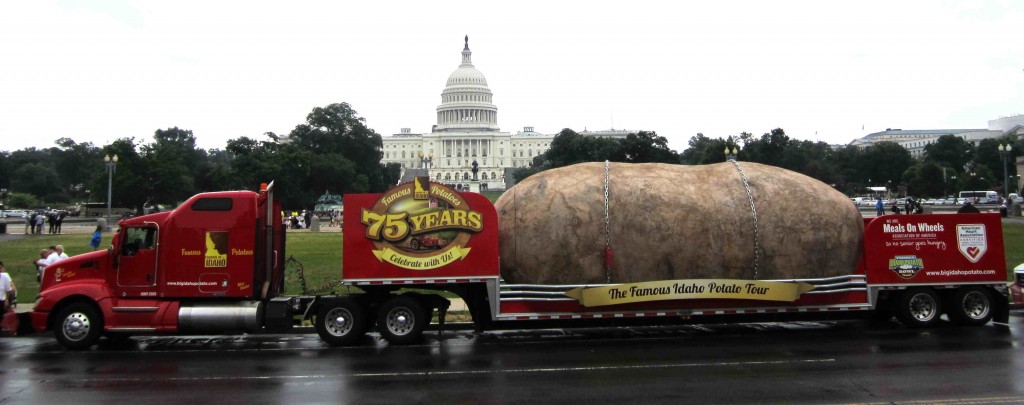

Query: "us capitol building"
<box><xmin>380</xmin><ymin>36</ymin><xmax>628</xmax><ymax>191</ymax></box>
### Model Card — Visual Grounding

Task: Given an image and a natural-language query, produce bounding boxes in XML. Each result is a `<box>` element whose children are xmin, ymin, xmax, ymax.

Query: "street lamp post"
<box><xmin>418</xmin><ymin>152</ymin><xmax>433</xmax><ymax>169</ymax></box>
<box><xmin>104</xmin><ymin>154</ymin><xmax>118</xmax><ymax>228</ymax></box>
<box><xmin>999</xmin><ymin>144</ymin><xmax>1013</xmax><ymax>202</ymax></box>
<box><xmin>724</xmin><ymin>146</ymin><xmax>739</xmax><ymax>161</ymax></box>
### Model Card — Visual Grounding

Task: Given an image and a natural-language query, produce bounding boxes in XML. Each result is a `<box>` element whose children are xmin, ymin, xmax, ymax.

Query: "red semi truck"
<box><xmin>32</xmin><ymin>180</ymin><xmax>1011</xmax><ymax>349</ymax></box>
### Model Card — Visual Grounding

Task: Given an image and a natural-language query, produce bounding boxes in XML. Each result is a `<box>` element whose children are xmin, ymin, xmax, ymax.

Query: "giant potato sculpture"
<box><xmin>494</xmin><ymin>162</ymin><xmax>863</xmax><ymax>284</ymax></box>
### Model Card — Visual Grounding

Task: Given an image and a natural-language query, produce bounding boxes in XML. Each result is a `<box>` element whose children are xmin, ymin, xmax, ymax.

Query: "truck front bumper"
<box><xmin>1011</xmin><ymin>265</ymin><xmax>1024</xmax><ymax>310</ymax></box>
<box><xmin>30</xmin><ymin>310</ymin><xmax>49</xmax><ymax>333</ymax></box>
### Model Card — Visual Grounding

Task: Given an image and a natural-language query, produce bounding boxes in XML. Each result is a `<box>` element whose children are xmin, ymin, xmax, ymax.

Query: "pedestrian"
<box><xmin>56</xmin><ymin>211</ymin><xmax>65</xmax><ymax>234</ymax></box>
<box><xmin>47</xmin><ymin>212</ymin><xmax>57</xmax><ymax>234</ymax></box>
<box><xmin>34</xmin><ymin>213</ymin><xmax>44</xmax><ymax>235</ymax></box>
<box><xmin>90</xmin><ymin>225</ymin><xmax>103</xmax><ymax>250</ymax></box>
<box><xmin>0</xmin><ymin>259</ymin><xmax>17</xmax><ymax>337</ymax></box>
<box><xmin>912</xmin><ymin>198</ymin><xmax>924</xmax><ymax>214</ymax></box>
<box><xmin>1</xmin><ymin>260</ymin><xmax>16</xmax><ymax>313</ymax></box>
<box><xmin>55</xmin><ymin>245</ymin><xmax>69</xmax><ymax>261</ymax></box>
<box><xmin>24</xmin><ymin>212</ymin><xmax>31</xmax><ymax>234</ymax></box>
<box><xmin>891</xmin><ymin>201</ymin><xmax>901</xmax><ymax>215</ymax></box>
<box><xmin>957</xmin><ymin>201</ymin><xmax>981</xmax><ymax>214</ymax></box>
<box><xmin>875</xmin><ymin>197</ymin><xmax>884</xmax><ymax>217</ymax></box>
<box><xmin>34</xmin><ymin>248</ymin><xmax>50</xmax><ymax>283</ymax></box>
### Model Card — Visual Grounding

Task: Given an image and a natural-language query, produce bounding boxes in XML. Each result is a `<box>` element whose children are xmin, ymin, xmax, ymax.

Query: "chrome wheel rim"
<box><xmin>324</xmin><ymin>307</ymin><xmax>354</xmax><ymax>337</ymax></box>
<box><xmin>62</xmin><ymin>312</ymin><xmax>91</xmax><ymax>341</ymax></box>
<box><xmin>385</xmin><ymin>307</ymin><xmax>415</xmax><ymax>336</ymax></box>
<box><xmin>909</xmin><ymin>293</ymin><xmax>938</xmax><ymax>322</ymax></box>
<box><xmin>961</xmin><ymin>291</ymin><xmax>990</xmax><ymax>320</ymax></box>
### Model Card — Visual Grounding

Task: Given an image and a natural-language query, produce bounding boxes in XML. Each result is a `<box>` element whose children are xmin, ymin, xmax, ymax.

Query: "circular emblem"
<box><xmin>361</xmin><ymin>179</ymin><xmax>483</xmax><ymax>270</ymax></box>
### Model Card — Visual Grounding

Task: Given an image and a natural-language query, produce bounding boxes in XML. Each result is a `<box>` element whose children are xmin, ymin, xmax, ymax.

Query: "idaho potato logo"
<box><xmin>361</xmin><ymin>181</ymin><xmax>483</xmax><ymax>270</ymax></box>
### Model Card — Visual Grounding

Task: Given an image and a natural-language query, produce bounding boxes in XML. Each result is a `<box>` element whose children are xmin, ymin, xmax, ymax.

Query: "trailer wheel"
<box><xmin>947</xmin><ymin>286</ymin><xmax>993</xmax><ymax>326</ymax></box>
<box><xmin>894</xmin><ymin>288</ymin><xmax>942</xmax><ymax>328</ymax></box>
<box><xmin>377</xmin><ymin>296</ymin><xmax>427</xmax><ymax>345</ymax></box>
<box><xmin>55</xmin><ymin>302</ymin><xmax>103</xmax><ymax>350</ymax></box>
<box><xmin>315</xmin><ymin>298</ymin><xmax>368</xmax><ymax>346</ymax></box>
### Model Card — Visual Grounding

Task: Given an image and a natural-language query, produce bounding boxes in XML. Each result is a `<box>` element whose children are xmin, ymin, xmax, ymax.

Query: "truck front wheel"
<box><xmin>315</xmin><ymin>298</ymin><xmax>368</xmax><ymax>346</ymax></box>
<box><xmin>895</xmin><ymin>288</ymin><xmax>942</xmax><ymax>328</ymax></box>
<box><xmin>377</xmin><ymin>296</ymin><xmax>427</xmax><ymax>345</ymax></box>
<box><xmin>55</xmin><ymin>302</ymin><xmax>103</xmax><ymax>350</ymax></box>
<box><xmin>947</xmin><ymin>286</ymin><xmax>993</xmax><ymax>326</ymax></box>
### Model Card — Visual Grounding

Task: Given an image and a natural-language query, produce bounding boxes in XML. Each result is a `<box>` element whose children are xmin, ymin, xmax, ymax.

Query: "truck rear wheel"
<box><xmin>894</xmin><ymin>288</ymin><xmax>942</xmax><ymax>328</ymax></box>
<box><xmin>315</xmin><ymin>298</ymin><xmax>368</xmax><ymax>346</ymax></box>
<box><xmin>377</xmin><ymin>296</ymin><xmax>427</xmax><ymax>345</ymax></box>
<box><xmin>55</xmin><ymin>302</ymin><xmax>103</xmax><ymax>350</ymax></box>
<box><xmin>947</xmin><ymin>286</ymin><xmax>993</xmax><ymax>326</ymax></box>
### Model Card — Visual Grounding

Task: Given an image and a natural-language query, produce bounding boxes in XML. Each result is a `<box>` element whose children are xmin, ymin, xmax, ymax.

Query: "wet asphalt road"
<box><xmin>2</xmin><ymin>314</ymin><xmax>1024</xmax><ymax>404</ymax></box>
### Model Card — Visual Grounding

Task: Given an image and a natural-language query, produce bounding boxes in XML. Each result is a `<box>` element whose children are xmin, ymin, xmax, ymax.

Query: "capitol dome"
<box><xmin>446</xmin><ymin>67</ymin><xmax>488</xmax><ymax>87</ymax></box>
<box><xmin>436</xmin><ymin>36</ymin><xmax>498</xmax><ymax>132</ymax></box>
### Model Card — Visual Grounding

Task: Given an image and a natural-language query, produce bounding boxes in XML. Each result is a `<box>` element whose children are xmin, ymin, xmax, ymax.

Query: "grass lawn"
<box><xmin>4</xmin><ymin>221</ymin><xmax>1024</xmax><ymax>305</ymax></box>
<box><xmin>2</xmin><ymin>233</ymin><xmax>104</xmax><ymax>307</ymax></box>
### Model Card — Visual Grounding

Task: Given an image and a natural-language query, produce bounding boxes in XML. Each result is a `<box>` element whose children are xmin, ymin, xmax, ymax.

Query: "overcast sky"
<box><xmin>1</xmin><ymin>0</ymin><xmax>1022</xmax><ymax>154</ymax></box>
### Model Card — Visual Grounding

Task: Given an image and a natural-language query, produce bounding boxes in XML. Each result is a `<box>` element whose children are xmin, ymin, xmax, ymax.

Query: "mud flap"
<box><xmin>993</xmin><ymin>286</ymin><xmax>1010</xmax><ymax>325</ymax></box>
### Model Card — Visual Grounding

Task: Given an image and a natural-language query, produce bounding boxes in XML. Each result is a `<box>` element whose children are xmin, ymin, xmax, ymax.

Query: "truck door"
<box><xmin>118</xmin><ymin>224</ymin><xmax>159</xmax><ymax>287</ymax></box>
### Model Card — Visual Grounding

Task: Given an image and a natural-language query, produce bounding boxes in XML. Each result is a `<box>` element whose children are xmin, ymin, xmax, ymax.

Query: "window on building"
<box><xmin>445</xmin><ymin>173</ymin><xmax>451</xmax><ymax>180</ymax></box>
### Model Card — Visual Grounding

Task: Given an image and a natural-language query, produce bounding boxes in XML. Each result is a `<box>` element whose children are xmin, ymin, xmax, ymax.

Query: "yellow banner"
<box><xmin>372</xmin><ymin>245</ymin><xmax>472</xmax><ymax>270</ymax></box>
<box><xmin>564</xmin><ymin>279</ymin><xmax>816</xmax><ymax>307</ymax></box>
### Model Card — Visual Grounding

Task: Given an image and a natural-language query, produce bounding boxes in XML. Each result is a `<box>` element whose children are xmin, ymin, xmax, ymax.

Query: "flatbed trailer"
<box><xmin>31</xmin><ymin>179</ymin><xmax>1011</xmax><ymax>349</ymax></box>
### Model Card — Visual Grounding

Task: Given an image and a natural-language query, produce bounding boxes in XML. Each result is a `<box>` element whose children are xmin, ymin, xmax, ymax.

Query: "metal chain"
<box><xmin>729</xmin><ymin>160</ymin><xmax>761</xmax><ymax>279</ymax></box>
<box><xmin>604</xmin><ymin>160</ymin><xmax>612</xmax><ymax>283</ymax></box>
<box><xmin>285</xmin><ymin>255</ymin><xmax>343</xmax><ymax>295</ymax></box>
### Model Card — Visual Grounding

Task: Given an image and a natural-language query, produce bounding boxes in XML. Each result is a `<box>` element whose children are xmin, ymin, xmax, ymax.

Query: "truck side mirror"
<box><xmin>108</xmin><ymin>246</ymin><xmax>118</xmax><ymax>268</ymax></box>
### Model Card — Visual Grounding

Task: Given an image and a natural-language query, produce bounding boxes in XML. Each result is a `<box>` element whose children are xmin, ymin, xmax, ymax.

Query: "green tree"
<box><xmin>52</xmin><ymin>138</ymin><xmax>103</xmax><ymax>200</ymax></box>
<box><xmin>7</xmin><ymin>192</ymin><xmax>38</xmax><ymax>209</ymax></box>
<box><xmin>289</xmin><ymin>103</ymin><xmax>390</xmax><ymax>193</ymax></box>
<box><xmin>612</xmin><ymin>131</ymin><xmax>680</xmax><ymax>163</ymax></box>
<box><xmin>94</xmin><ymin>138</ymin><xmax>148</xmax><ymax>213</ymax></box>
<box><xmin>195</xmin><ymin>148</ymin><xmax>240</xmax><ymax>192</ymax></box>
<box><xmin>743</xmin><ymin>128</ymin><xmax>791</xmax><ymax>167</ymax></box>
<box><xmin>680</xmin><ymin>133</ymin><xmax>734</xmax><ymax>165</ymax></box>
<box><xmin>903</xmin><ymin>162</ymin><xmax>946</xmax><ymax>197</ymax></box>
<box><xmin>973</xmin><ymin>136</ymin><xmax>1019</xmax><ymax>195</ymax></box>
<box><xmin>0</xmin><ymin>152</ymin><xmax>9</xmax><ymax>192</ymax></box>
<box><xmin>862</xmin><ymin>141</ymin><xmax>913</xmax><ymax>189</ymax></box>
<box><xmin>924</xmin><ymin>135</ymin><xmax>974</xmax><ymax>171</ymax></box>
<box><xmin>225</xmin><ymin>133</ymin><xmax>316</xmax><ymax>208</ymax></box>
<box><xmin>11</xmin><ymin>163</ymin><xmax>60</xmax><ymax>202</ymax></box>
<box><xmin>141</xmin><ymin>127</ymin><xmax>205</xmax><ymax>205</ymax></box>
<box><xmin>960</xmin><ymin>163</ymin><xmax>996</xmax><ymax>191</ymax></box>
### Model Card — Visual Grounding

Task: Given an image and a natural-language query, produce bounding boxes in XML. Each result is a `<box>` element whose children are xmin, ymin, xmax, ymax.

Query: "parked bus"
<box><xmin>959</xmin><ymin>191</ymin><xmax>999</xmax><ymax>204</ymax></box>
<box><xmin>77</xmin><ymin>202</ymin><xmax>132</xmax><ymax>217</ymax></box>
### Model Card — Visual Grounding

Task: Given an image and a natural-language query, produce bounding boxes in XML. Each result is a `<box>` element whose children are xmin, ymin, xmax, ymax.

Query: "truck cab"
<box><xmin>32</xmin><ymin>184</ymin><xmax>285</xmax><ymax>349</ymax></box>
